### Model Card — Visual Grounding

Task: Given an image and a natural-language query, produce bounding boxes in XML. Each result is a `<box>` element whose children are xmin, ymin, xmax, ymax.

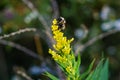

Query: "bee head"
<box><xmin>57</xmin><ymin>17</ymin><xmax>66</xmax><ymax>24</ymax></box>
<box><xmin>57</xmin><ymin>17</ymin><xmax>66</xmax><ymax>30</ymax></box>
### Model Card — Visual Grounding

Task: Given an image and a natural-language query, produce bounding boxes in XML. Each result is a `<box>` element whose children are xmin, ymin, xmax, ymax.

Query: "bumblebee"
<box><xmin>57</xmin><ymin>17</ymin><xmax>66</xmax><ymax>30</ymax></box>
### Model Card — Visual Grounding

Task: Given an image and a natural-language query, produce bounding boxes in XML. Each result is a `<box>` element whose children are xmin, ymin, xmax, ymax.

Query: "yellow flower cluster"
<box><xmin>49</xmin><ymin>19</ymin><xmax>75</xmax><ymax>75</ymax></box>
<box><xmin>51</xmin><ymin>19</ymin><xmax>74</xmax><ymax>55</ymax></box>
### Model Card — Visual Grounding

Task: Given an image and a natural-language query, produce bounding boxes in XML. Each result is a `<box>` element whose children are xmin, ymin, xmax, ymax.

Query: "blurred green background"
<box><xmin>0</xmin><ymin>0</ymin><xmax>120</xmax><ymax>80</ymax></box>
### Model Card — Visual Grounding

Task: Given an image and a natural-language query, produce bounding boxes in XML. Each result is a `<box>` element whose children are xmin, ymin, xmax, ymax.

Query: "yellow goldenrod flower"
<box><xmin>62</xmin><ymin>46</ymin><xmax>70</xmax><ymax>55</ymax></box>
<box><xmin>66</xmin><ymin>66</ymin><xmax>72</xmax><ymax>73</ymax></box>
<box><xmin>51</xmin><ymin>19</ymin><xmax>73</xmax><ymax>53</ymax></box>
<box><xmin>52</xmin><ymin>19</ymin><xmax>57</xmax><ymax>25</ymax></box>
<box><xmin>49</xmin><ymin>18</ymin><xmax>76</xmax><ymax>78</ymax></box>
<box><xmin>66</xmin><ymin>66</ymin><xmax>74</xmax><ymax>74</ymax></box>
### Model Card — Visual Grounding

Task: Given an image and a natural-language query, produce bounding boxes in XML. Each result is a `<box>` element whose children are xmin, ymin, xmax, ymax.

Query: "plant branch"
<box><xmin>75</xmin><ymin>29</ymin><xmax>120</xmax><ymax>55</ymax></box>
<box><xmin>50</xmin><ymin>0</ymin><xmax>59</xmax><ymax>18</ymax></box>
<box><xmin>22</xmin><ymin>0</ymin><xmax>49</xmax><ymax>30</ymax></box>
<box><xmin>0</xmin><ymin>28</ymin><xmax>36</xmax><ymax>39</ymax></box>
<box><xmin>22</xmin><ymin>0</ymin><xmax>55</xmax><ymax>48</ymax></box>
<box><xmin>13</xmin><ymin>66</ymin><xmax>33</xmax><ymax>80</ymax></box>
<box><xmin>0</xmin><ymin>39</ymin><xmax>43</xmax><ymax>61</ymax></box>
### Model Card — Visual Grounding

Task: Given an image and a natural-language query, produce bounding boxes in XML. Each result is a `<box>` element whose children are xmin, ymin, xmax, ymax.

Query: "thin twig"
<box><xmin>50</xmin><ymin>0</ymin><xmax>59</xmax><ymax>18</ymax></box>
<box><xmin>0</xmin><ymin>39</ymin><xmax>43</xmax><ymax>61</ymax></box>
<box><xmin>22</xmin><ymin>0</ymin><xmax>55</xmax><ymax>48</ymax></box>
<box><xmin>22</xmin><ymin>0</ymin><xmax>49</xmax><ymax>30</ymax></box>
<box><xmin>13</xmin><ymin>66</ymin><xmax>33</xmax><ymax>80</ymax></box>
<box><xmin>35</xmin><ymin>29</ymin><xmax>55</xmax><ymax>49</ymax></box>
<box><xmin>0</xmin><ymin>28</ymin><xmax>36</xmax><ymax>39</ymax></box>
<box><xmin>44</xmin><ymin>30</ymin><xmax>55</xmax><ymax>48</ymax></box>
<box><xmin>75</xmin><ymin>29</ymin><xmax>120</xmax><ymax>55</ymax></box>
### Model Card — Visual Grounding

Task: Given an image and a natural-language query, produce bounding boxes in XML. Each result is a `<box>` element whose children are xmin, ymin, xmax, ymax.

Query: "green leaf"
<box><xmin>99</xmin><ymin>59</ymin><xmax>109</xmax><ymax>80</ymax></box>
<box><xmin>75</xmin><ymin>54</ymin><xmax>81</xmax><ymax>73</ymax></box>
<box><xmin>71</xmin><ymin>51</ymin><xmax>76</xmax><ymax>63</ymax></box>
<box><xmin>58</xmin><ymin>64</ymin><xmax>66</xmax><ymax>74</ymax></box>
<box><xmin>45</xmin><ymin>72</ymin><xmax>59</xmax><ymax>80</ymax></box>
<box><xmin>85</xmin><ymin>71</ymin><xmax>94</xmax><ymax>80</ymax></box>
<box><xmin>90</xmin><ymin>59</ymin><xmax>104</xmax><ymax>80</ymax></box>
<box><xmin>81</xmin><ymin>59</ymin><xmax>95</xmax><ymax>79</ymax></box>
<box><xmin>74</xmin><ymin>53</ymin><xmax>81</xmax><ymax>78</ymax></box>
<box><xmin>86</xmin><ymin>59</ymin><xmax>104</xmax><ymax>80</ymax></box>
<box><xmin>86</xmin><ymin>59</ymin><xmax>109</xmax><ymax>80</ymax></box>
